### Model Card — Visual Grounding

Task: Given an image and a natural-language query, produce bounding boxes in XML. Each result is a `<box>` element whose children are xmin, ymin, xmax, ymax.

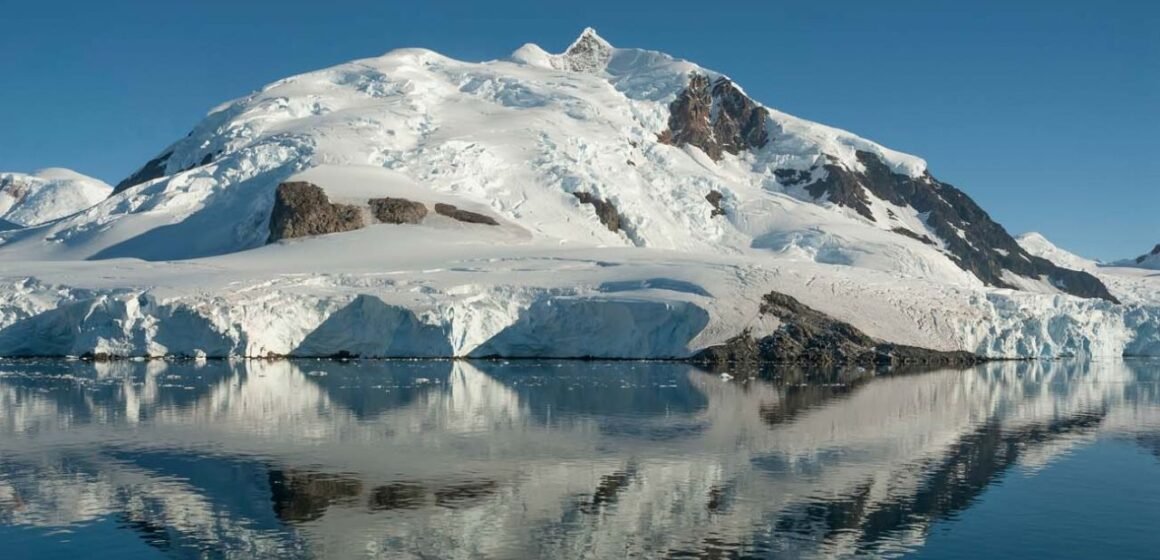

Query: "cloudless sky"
<box><xmin>1</xmin><ymin>0</ymin><xmax>1155</xmax><ymax>259</ymax></box>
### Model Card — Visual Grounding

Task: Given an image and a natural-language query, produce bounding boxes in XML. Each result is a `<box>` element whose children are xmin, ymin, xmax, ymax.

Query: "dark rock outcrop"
<box><xmin>710</xmin><ymin>78</ymin><xmax>770</xmax><ymax>155</ymax></box>
<box><xmin>433</xmin><ymin>203</ymin><xmax>499</xmax><ymax>226</ymax></box>
<box><xmin>113</xmin><ymin>150</ymin><xmax>219</xmax><ymax>194</ymax></box>
<box><xmin>573</xmin><ymin>192</ymin><xmax>620</xmax><ymax>232</ymax></box>
<box><xmin>656</xmin><ymin>75</ymin><xmax>1115</xmax><ymax>303</ymax></box>
<box><xmin>802</xmin><ymin>151</ymin><xmax>1118</xmax><ymax>303</ymax></box>
<box><xmin>706</xmin><ymin>190</ymin><xmax>726</xmax><ymax>218</ymax></box>
<box><xmin>694</xmin><ymin>291</ymin><xmax>983</xmax><ymax>368</ymax></box>
<box><xmin>268</xmin><ymin>182</ymin><xmax>365</xmax><ymax>242</ymax></box>
<box><xmin>1136</xmin><ymin>244</ymin><xmax>1160</xmax><ymax>264</ymax></box>
<box><xmin>774</xmin><ymin>168</ymin><xmax>812</xmax><ymax>186</ymax></box>
<box><xmin>114</xmin><ymin>151</ymin><xmax>173</xmax><ymax>194</ymax></box>
<box><xmin>659</xmin><ymin>74</ymin><xmax>769</xmax><ymax>161</ymax></box>
<box><xmin>369</xmin><ymin>197</ymin><xmax>427</xmax><ymax>224</ymax></box>
<box><xmin>890</xmin><ymin>227</ymin><xmax>936</xmax><ymax>246</ymax></box>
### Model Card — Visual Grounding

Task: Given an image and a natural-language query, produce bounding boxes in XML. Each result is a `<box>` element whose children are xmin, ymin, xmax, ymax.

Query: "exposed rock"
<box><xmin>368</xmin><ymin>197</ymin><xmax>427</xmax><ymax>224</ymax></box>
<box><xmin>114</xmin><ymin>150</ymin><xmax>221</xmax><ymax>195</ymax></box>
<box><xmin>890</xmin><ymin>227</ymin><xmax>936</xmax><ymax>245</ymax></box>
<box><xmin>114</xmin><ymin>151</ymin><xmax>172</xmax><ymax>194</ymax></box>
<box><xmin>801</xmin><ymin>151</ymin><xmax>1118</xmax><ymax>303</ymax></box>
<box><xmin>268</xmin><ymin>182</ymin><xmax>365</xmax><ymax>242</ymax></box>
<box><xmin>693</xmin><ymin>291</ymin><xmax>983</xmax><ymax>367</ymax></box>
<box><xmin>710</xmin><ymin>78</ymin><xmax>770</xmax><ymax>155</ymax></box>
<box><xmin>659</xmin><ymin>74</ymin><xmax>716</xmax><ymax>157</ymax></box>
<box><xmin>573</xmin><ymin>192</ymin><xmax>620</xmax><ymax>232</ymax></box>
<box><xmin>433</xmin><ymin>203</ymin><xmax>499</xmax><ymax>226</ymax></box>
<box><xmin>659</xmin><ymin>74</ymin><xmax>770</xmax><ymax>161</ymax></box>
<box><xmin>1136</xmin><ymin>244</ymin><xmax>1160</xmax><ymax>264</ymax></box>
<box><xmin>552</xmin><ymin>27</ymin><xmax>613</xmax><ymax>73</ymax></box>
<box><xmin>774</xmin><ymin>168</ymin><xmax>812</xmax><ymax>186</ymax></box>
<box><xmin>706</xmin><ymin>190</ymin><xmax>726</xmax><ymax>218</ymax></box>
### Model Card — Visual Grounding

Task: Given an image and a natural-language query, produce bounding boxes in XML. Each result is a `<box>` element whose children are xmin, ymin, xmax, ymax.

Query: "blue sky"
<box><xmin>1</xmin><ymin>0</ymin><xmax>1155</xmax><ymax>259</ymax></box>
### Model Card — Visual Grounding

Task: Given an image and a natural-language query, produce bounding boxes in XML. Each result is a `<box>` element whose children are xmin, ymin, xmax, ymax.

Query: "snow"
<box><xmin>0</xmin><ymin>30</ymin><xmax>1155</xmax><ymax>358</ymax></box>
<box><xmin>1018</xmin><ymin>231</ymin><xmax>1160</xmax><ymax>309</ymax></box>
<box><xmin>0</xmin><ymin>168</ymin><xmax>111</xmax><ymax>228</ymax></box>
<box><xmin>1016</xmin><ymin>231</ymin><xmax>1098</xmax><ymax>272</ymax></box>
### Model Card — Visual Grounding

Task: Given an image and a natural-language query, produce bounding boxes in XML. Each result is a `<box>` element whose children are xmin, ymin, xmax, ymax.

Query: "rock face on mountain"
<box><xmin>695</xmin><ymin>291</ymin><xmax>983</xmax><ymax>367</ymax></box>
<box><xmin>705</xmin><ymin>190</ymin><xmax>726</xmax><ymax>217</ymax></box>
<box><xmin>433</xmin><ymin>203</ymin><xmax>498</xmax><ymax>226</ymax></box>
<box><xmin>114</xmin><ymin>151</ymin><xmax>171</xmax><ymax>194</ymax></box>
<box><xmin>369</xmin><ymin>197</ymin><xmax>427</xmax><ymax>225</ymax></box>
<box><xmin>803</xmin><ymin>151</ymin><xmax>1117</xmax><ymax>302</ymax></box>
<box><xmin>656</xmin><ymin>71</ymin><xmax>1116</xmax><ymax>302</ymax></box>
<box><xmin>659</xmin><ymin>74</ymin><xmax>769</xmax><ymax>161</ymax></box>
<box><xmin>268</xmin><ymin>182</ymin><xmax>365</xmax><ymax>242</ymax></box>
<box><xmin>551</xmin><ymin>27</ymin><xmax>613</xmax><ymax>73</ymax></box>
<box><xmin>825</xmin><ymin>151</ymin><xmax>1113</xmax><ymax>301</ymax></box>
<box><xmin>573</xmin><ymin>192</ymin><xmax>620</xmax><ymax>232</ymax></box>
<box><xmin>1137</xmin><ymin>245</ymin><xmax>1160</xmax><ymax>264</ymax></box>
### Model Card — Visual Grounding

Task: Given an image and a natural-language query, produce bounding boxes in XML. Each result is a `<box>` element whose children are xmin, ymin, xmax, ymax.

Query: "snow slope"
<box><xmin>1016</xmin><ymin>232</ymin><xmax>1099</xmax><ymax>272</ymax></box>
<box><xmin>0</xmin><ymin>168</ymin><xmax>111</xmax><ymax>228</ymax></box>
<box><xmin>0</xmin><ymin>29</ymin><xmax>1155</xmax><ymax>358</ymax></box>
<box><xmin>1018</xmin><ymin>232</ymin><xmax>1160</xmax><ymax>312</ymax></box>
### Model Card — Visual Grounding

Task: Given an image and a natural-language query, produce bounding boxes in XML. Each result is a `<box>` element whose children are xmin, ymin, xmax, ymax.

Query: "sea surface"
<box><xmin>0</xmin><ymin>358</ymin><xmax>1158</xmax><ymax>559</ymax></box>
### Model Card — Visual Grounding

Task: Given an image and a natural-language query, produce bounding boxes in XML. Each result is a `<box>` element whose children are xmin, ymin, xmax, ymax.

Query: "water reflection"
<box><xmin>0</xmin><ymin>359</ymin><xmax>1158</xmax><ymax>559</ymax></box>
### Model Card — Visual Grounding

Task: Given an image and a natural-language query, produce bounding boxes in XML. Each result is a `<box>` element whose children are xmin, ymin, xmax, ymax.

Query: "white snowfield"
<box><xmin>0</xmin><ymin>29</ymin><xmax>1156</xmax><ymax>358</ymax></box>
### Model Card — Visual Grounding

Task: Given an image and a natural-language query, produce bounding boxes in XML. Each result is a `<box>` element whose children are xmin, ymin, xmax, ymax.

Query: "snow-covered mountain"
<box><xmin>1117</xmin><ymin>244</ymin><xmax>1160</xmax><ymax>270</ymax></box>
<box><xmin>1016</xmin><ymin>232</ymin><xmax>1099</xmax><ymax>272</ymax></box>
<box><xmin>0</xmin><ymin>29</ymin><xmax>1156</xmax><ymax>359</ymax></box>
<box><xmin>0</xmin><ymin>168</ymin><xmax>111</xmax><ymax>229</ymax></box>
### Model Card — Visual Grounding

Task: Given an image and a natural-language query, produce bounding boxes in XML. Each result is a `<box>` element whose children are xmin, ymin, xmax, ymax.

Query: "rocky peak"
<box><xmin>1136</xmin><ymin>244</ymin><xmax>1160</xmax><ymax>264</ymax></box>
<box><xmin>552</xmin><ymin>27</ymin><xmax>613</xmax><ymax>73</ymax></box>
<box><xmin>658</xmin><ymin>74</ymin><xmax>770</xmax><ymax>161</ymax></box>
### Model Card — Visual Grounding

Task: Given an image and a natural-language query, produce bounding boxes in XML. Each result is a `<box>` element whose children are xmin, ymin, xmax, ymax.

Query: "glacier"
<box><xmin>0</xmin><ymin>29</ymin><xmax>1156</xmax><ymax>359</ymax></box>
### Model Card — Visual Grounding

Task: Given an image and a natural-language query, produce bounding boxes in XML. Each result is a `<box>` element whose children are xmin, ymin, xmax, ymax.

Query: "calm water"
<box><xmin>0</xmin><ymin>359</ymin><xmax>1158</xmax><ymax>559</ymax></box>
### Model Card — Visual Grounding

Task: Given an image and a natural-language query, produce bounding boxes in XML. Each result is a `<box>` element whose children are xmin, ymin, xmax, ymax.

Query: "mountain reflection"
<box><xmin>1</xmin><ymin>359</ymin><xmax>1158</xmax><ymax>559</ymax></box>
